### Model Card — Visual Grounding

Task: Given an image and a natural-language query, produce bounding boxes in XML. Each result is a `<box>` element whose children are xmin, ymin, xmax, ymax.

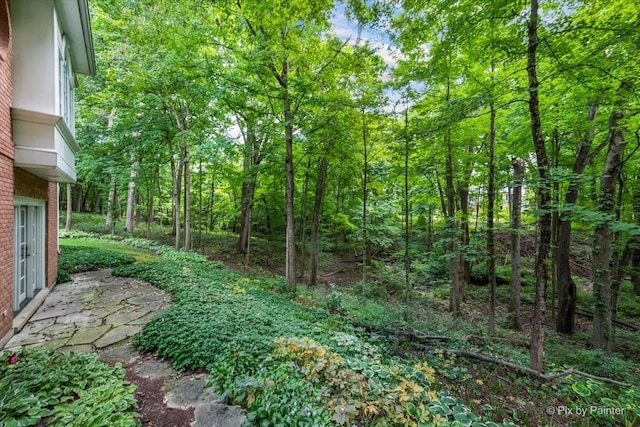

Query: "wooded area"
<box><xmin>68</xmin><ymin>0</ymin><xmax>640</xmax><ymax>375</ymax></box>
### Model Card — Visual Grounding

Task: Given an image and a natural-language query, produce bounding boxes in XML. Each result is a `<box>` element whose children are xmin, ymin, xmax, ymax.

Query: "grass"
<box><xmin>60</xmin><ymin>238</ymin><xmax>159</xmax><ymax>263</ymax></box>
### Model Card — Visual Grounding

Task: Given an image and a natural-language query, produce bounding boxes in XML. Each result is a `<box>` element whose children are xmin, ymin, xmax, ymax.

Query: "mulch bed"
<box><xmin>124</xmin><ymin>364</ymin><xmax>195</xmax><ymax>427</ymax></box>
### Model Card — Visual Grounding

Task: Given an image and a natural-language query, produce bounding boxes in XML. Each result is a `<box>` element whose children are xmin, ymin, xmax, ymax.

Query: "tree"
<box><xmin>527</xmin><ymin>0</ymin><xmax>552</xmax><ymax>372</ymax></box>
<box><xmin>509</xmin><ymin>158</ymin><xmax>525</xmax><ymax>330</ymax></box>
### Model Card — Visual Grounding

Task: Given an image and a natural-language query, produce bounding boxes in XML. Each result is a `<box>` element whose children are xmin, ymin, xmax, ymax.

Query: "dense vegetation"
<box><xmin>60</xmin><ymin>0</ymin><xmax>640</xmax><ymax>424</ymax></box>
<box><xmin>0</xmin><ymin>342</ymin><xmax>138</xmax><ymax>427</ymax></box>
<box><xmin>60</xmin><ymin>218</ymin><xmax>640</xmax><ymax>425</ymax></box>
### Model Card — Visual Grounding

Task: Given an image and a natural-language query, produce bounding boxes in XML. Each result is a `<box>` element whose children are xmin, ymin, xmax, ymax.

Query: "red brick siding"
<box><xmin>14</xmin><ymin>168</ymin><xmax>49</xmax><ymax>200</ymax></box>
<box><xmin>0</xmin><ymin>160</ymin><xmax>13</xmax><ymax>340</ymax></box>
<box><xmin>14</xmin><ymin>169</ymin><xmax>58</xmax><ymax>286</ymax></box>
<box><xmin>0</xmin><ymin>0</ymin><xmax>11</xmax><ymax>342</ymax></box>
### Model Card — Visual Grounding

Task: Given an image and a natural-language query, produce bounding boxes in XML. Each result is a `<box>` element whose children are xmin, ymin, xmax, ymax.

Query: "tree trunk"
<box><xmin>173</xmin><ymin>152</ymin><xmax>183</xmax><ymax>250</ymax></box>
<box><xmin>283</xmin><ymin>61</ymin><xmax>296</xmax><ymax>293</ymax></box>
<box><xmin>65</xmin><ymin>183</ymin><xmax>73</xmax><ymax>231</ymax></box>
<box><xmin>509</xmin><ymin>158</ymin><xmax>525</xmax><ymax>330</ymax></box>
<box><xmin>550</xmin><ymin>128</ymin><xmax>560</xmax><ymax>323</ymax></box>
<box><xmin>593</xmin><ymin>82</ymin><xmax>629</xmax><ymax>355</ymax></box>
<box><xmin>527</xmin><ymin>0</ymin><xmax>552</xmax><ymax>372</ymax></box>
<box><xmin>300</xmin><ymin>156</ymin><xmax>312</xmax><ymax>282</ymax></box>
<box><xmin>404</xmin><ymin>108</ymin><xmax>411</xmax><ymax>305</ymax></box>
<box><xmin>184</xmin><ymin>145</ymin><xmax>191</xmax><ymax>251</ymax></box>
<box><xmin>198</xmin><ymin>160</ymin><xmax>203</xmax><ymax>248</ymax></box>
<box><xmin>209</xmin><ymin>170</ymin><xmax>216</xmax><ymax>231</ymax></box>
<box><xmin>487</xmin><ymin>102</ymin><xmax>497</xmax><ymax>336</ymax></box>
<box><xmin>238</xmin><ymin>127</ymin><xmax>259</xmax><ymax>254</ymax></box>
<box><xmin>310</xmin><ymin>154</ymin><xmax>329</xmax><ymax>287</ymax></box>
<box><xmin>125</xmin><ymin>154</ymin><xmax>137</xmax><ymax>234</ymax></box>
<box><xmin>362</xmin><ymin>108</ymin><xmax>369</xmax><ymax>286</ymax></box>
<box><xmin>610</xmin><ymin>175</ymin><xmax>625</xmax><ymax>330</ymax></box>
<box><xmin>146</xmin><ymin>179</ymin><xmax>154</xmax><ymax>239</ymax></box>
<box><xmin>445</xmin><ymin>79</ymin><xmax>464</xmax><ymax>316</ymax></box>
<box><xmin>74</xmin><ymin>184</ymin><xmax>84</xmax><ymax>213</ymax></box>
<box><xmin>556</xmin><ymin>104</ymin><xmax>600</xmax><ymax>334</ymax></box>
<box><xmin>106</xmin><ymin>175</ymin><xmax>117</xmax><ymax>235</ymax></box>
<box><xmin>92</xmin><ymin>189</ymin><xmax>101</xmax><ymax>214</ymax></box>
<box><xmin>460</xmin><ymin>147</ymin><xmax>473</xmax><ymax>289</ymax></box>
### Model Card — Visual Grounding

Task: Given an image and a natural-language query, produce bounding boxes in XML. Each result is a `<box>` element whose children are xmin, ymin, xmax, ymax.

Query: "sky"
<box><xmin>329</xmin><ymin>3</ymin><xmax>410</xmax><ymax>113</ymax></box>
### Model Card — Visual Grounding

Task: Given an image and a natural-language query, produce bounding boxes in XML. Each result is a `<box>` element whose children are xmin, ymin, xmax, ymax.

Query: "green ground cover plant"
<box><xmin>0</xmin><ymin>348</ymin><xmax>138</xmax><ymax>427</ymax></box>
<box><xmin>113</xmin><ymin>248</ymin><xmax>518</xmax><ymax>426</ymax></box>
<box><xmin>56</xmin><ymin>245</ymin><xmax>136</xmax><ymax>283</ymax></box>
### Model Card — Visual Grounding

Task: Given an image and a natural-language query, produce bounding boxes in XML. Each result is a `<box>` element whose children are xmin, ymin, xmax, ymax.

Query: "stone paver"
<box><xmin>95</xmin><ymin>324</ymin><xmax>142</xmax><ymax>349</ymax></box>
<box><xmin>2</xmin><ymin>268</ymin><xmax>245</xmax><ymax>427</ymax></box>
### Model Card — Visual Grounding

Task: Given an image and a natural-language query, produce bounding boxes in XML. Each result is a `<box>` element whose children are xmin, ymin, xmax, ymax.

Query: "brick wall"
<box><xmin>0</xmin><ymin>0</ymin><xmax>12</xmax><ymax>344</ymax></box>
<box><xmin>14</xmin><ymin>168</ymin><xmax>58</xmax><ymax>285</ymax></box>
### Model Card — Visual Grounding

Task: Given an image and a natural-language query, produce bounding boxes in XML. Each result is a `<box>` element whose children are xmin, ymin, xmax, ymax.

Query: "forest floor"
<box><xmin>61</xmin><ymin>216</ymin><xmax>640</xmax><ymax>426</ymax></box>
<box><xmin>192</xmin><ymin>231</ymin><xmax>640</xmax><ymax>426</ymax></box>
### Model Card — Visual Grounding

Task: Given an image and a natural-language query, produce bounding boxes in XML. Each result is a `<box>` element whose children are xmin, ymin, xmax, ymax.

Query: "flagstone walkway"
<box><xmin>6</xmin><ymin>269</ymin><xmax>169</xmax><ymax>353</ymax></box>
<box><xmin>4</xmin><ymin>269</ymin><xmax>245</xmax><ymax>427</ymax></box>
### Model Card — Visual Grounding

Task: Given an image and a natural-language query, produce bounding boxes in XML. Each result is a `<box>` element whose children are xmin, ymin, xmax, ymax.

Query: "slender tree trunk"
<box><xmin>74</xmin><ymin>184</ymin><xmax>84</xmax><ymax>213</ymax></box>
<box><xmin>198</xmin><ymin>160</ymin><xmax>203</xmax><ymax>248</ymax></box>
<box><xmin>92</xmin><ymin>189</ymin><xmax>101</xmax><ymax>214</ymax></box>
<box><xmin>557</xmin><ymin>104</ymin><xmax>600</xmax><ymax>334</ymax></box>
<box><xmin>184</xmin><ymin>145</ymin><xmax>191</xmax><ymax>251</ymax></box>
<box><xmin>509</xmin><ymin>158</ymin><xmax>525</xmax><ymax>330</ymax></box>
<box><xmin>631</xmin><ymin>189</ymin><xmax>640</xmax><ymax>296</ymax></box>
<box><xmin>310</xmin><ymin>154</ymin><xmax>329</xmax><ymax>287</ymax></box>
<box><xmin>174</xmin><ymin>152</ymin><xmax>183</xmax><ymax>250</ymax></box>
<box><xmin>527</xmin><ymin>0</ymin><xmax>552</xmax><ymax>372</ymax></box>
<box><xmin>460</xmin><ymin>147</ymin><xmax>473</xmax><ymax>289</ymax></box>
<box><xmin>362</xmin><ymin>108</ymin><xmax>369</xmax><ymax>286</ymax></box>
<box><xmin>283</xmin><ymin>61</ymin><xmax>296</xmax><ymax>293</ymax></box>
<box><xmin>209</xmin><ymin>171</ymin><xmax>216</xmax><ymax>231</ymax></box>
<box><xmin>610</xmin><ymin>175</ymin><xmax>625</xmax><ymax>331</ymax></box>
<box><xmin>106</xmin><ymin>175</ymin><xmax>117</xmax><ymax>235</ymax></box>
<box><xmin>404</xmin><ymin>108</ymin><xmax>411</xmax><ymax>305</ymax></box>
<box><xmin>65</xmin><ymin>183</ymin><xmax>73</xmax><ymax>231</ymax></box>
<box><xmin>300</xmin><ymin>156</ymin><xmax>312</xmax><ymax>282</ymax></box>
<box><xmin>487</xmin><ymin>102</ymin><xmax>497</xmax><ymax>336</ymax></box>
<box><xmin>550</xmin><ymin>128</ymin><xmax>560</xmax><ymax>323</ymax></box>
<box><xmin>125</xmin><ymin>153</ymin><xmax>137</xmax><ymax>234</ymax></box>
<box><xmin>593</xmin><ymin>82</ymin><xmax>629</xmax><ymax>355</ymax></box>
<box><xmin>238</xmin><ymin>127</ymin><xmax>259</xmax><ymax>254</ymax></box>
<box><xmin>445</xmin><ymin>79</ymin><xmax>464</xmax><ymax>316</ymax></box>
<box><xmin>146</xmin><ymin>179</ymin><xmax>153</xmax><ymax>239</ymax></box>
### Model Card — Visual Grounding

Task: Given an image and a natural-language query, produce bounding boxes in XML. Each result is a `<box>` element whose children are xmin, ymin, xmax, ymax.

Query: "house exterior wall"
<box><xmin>0</xmin><ymin>0</ymin><xmax>12</xmax><ymax>346</ymax></box>
<box><xmin>13</xmin><ymin>169</ymin><xmax>57</xmax><ymax>286</ymax></box>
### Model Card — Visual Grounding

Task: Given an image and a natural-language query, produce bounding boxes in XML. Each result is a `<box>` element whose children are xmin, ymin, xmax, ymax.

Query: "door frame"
<box><xmin>13</xmin><ymin>197</ymin><xmax>46</xmax><ymax>313</ymax></box>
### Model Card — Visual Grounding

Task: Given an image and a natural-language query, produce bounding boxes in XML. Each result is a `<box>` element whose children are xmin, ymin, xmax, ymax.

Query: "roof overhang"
<box><xmin>55</xmin><ymin>0</ymin><xmax>96</xmax><ymax>75</ymax></box>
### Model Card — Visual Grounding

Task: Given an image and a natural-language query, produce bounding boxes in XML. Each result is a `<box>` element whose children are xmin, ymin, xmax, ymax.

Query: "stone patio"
<box><xmin>3</xmin><ymin>269</ymin><xmax>245</xmax><ymax>427</ymax></box>
<box><xmin>5</xmin><ymin>269</ymin><xmax>171</xmax><ymax>353</ymax></box>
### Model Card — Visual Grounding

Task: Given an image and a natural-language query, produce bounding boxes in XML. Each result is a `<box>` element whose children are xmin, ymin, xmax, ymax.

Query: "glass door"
<box><xmin>14</xmin><ymin>201</ymin><xmax>44</xmax><ymax>312</ymax></box>
<box><xmin>14</xmin><ymin>206</ymin><xmax>27</xmax><ymax>311</ymax></box>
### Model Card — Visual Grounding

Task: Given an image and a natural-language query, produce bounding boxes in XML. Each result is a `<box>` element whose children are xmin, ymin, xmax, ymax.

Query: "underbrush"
<box><xmin>114</xmin><ymin>251</ymin><xmax>518</xmax><ymax>426</ymax></box>
<box><xmin>0</xmin><ymin>348</ymin><xmax>138</xmax><ymax>427</ymax></box>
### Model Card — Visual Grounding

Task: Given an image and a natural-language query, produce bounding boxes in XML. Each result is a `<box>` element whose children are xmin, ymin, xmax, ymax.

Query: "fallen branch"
<box><xmin>446</xmin><ymin>349</ymin><xmax>632</xmax><ymax>387</ymax></box>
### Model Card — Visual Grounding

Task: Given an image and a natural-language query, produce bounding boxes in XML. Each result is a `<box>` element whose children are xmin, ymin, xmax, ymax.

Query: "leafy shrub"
<box><xmin>0</xmin><ymin>348</ymin><xmax>138</xmax><ymax>427</ymax></box>
<box><xmin>57</xmin><ymin>246</ymin><xmax>135</xmax><ymax>283</ymax></box>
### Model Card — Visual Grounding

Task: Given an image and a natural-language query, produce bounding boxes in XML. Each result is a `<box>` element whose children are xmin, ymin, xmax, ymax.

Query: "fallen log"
<box><xmin>446</xmin><ymin>349</ymin><xmax>632</xmax><ymax>387</ymax></box>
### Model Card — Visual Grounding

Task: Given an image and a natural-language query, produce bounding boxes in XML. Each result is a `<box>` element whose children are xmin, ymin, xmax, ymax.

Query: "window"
<box><xmin>58</xmin><ymin>38</ymin><xmax>75</xmax><ymax>131</ymax></box>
